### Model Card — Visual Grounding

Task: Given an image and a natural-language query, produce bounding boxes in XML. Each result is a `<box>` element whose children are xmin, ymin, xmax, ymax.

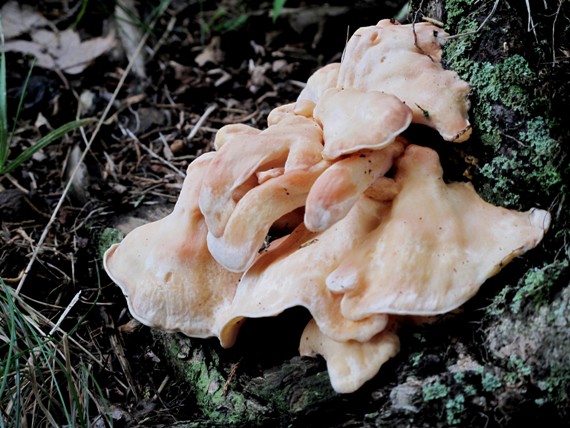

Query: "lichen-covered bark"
<box><xmin>159</xmin><ymin>1</ymin><xmax>569</xmax><ymax>426</ymax></box>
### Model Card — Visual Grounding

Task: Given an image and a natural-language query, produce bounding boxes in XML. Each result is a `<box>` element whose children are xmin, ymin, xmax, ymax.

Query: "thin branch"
<box><xmin>48</xmin><ymin>291</ymin><xmax>82</xmax><ymax>336</ymax></box>
<box><xmin>187</xmin><ymin>104</ymin><xmax>217</xmax><ymax>140</ymax></box>
<box><xmin>525</xmin><ymin>0</ymin><xmax>538</xmax><ymax>39</ymax></box>
<box><xmin>124</xmin><ymin>127</ymin><xmax>186</xmax><ymax>177</ymax></box>
<box><xmin>552</xmin><ymin>0</ymin><xmax>562</xmax><ymax>64</ymax></box>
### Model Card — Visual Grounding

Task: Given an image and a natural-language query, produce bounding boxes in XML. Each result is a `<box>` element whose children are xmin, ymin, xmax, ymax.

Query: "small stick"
<box><xmin>187</xmin><ymin>104</ymin><xmax>217</xmax><ymax>140</ymax></box>
<box><xmin>125</xmin><ymin>128</ymin><xmax>186</xmax><ymax>177</ymax></box>
<box><xmin>48</xmin><ymin>291</ymin><xmax>82</xmax><ymax>336</ymax></box>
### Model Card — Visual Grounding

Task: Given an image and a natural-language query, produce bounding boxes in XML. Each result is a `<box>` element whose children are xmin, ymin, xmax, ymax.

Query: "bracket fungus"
<box><xmin>326</xmin><ymin>144</ymin><xmax>551</xmax><ymax>318</ymax></box>
<box><xmin>198</xmin><ymin>112</ymin><xmax>323</xmax><ymax>240</ymax></box>
<box><xmin>337</xmin><ymin>19</ymin><xmax>472</xmax><ymax>142</ymax></box>
<box><xmin>297</xmin><ymin>62</ymin><xmax>340</xmax><ymax>104</ymax></box>
<box><xmin>313</xmin><ymin>88</ymin><xmax>412</xmax><ymax>160</ymax></box>
<box><xmin>305</xmin><ymin>139</ymin><xmax>406</xmax><ymax>232</ymax></box>
<box><xmin>103</xmin><ymin>153</ymin><xmax>241</xmax><ymax>339</ymax></box>
<box><xmin>299</xmin><ymin>319</ymin><xmax>400</xmax><ymax>394</ymax></box>
<box><xmin>104</xmin><ymin>19</ymin><xmax>551</xmax><ymax>394</ymax></box>
<box><xmin>219</xmin><ymin>196</ymin><xmax>391</xmax><ymax>347</ymax></box>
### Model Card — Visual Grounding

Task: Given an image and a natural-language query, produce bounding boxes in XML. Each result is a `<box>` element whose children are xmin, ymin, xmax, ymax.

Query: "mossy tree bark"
<box><xmin>156</xmin><ymin>1</ymin><xmax>569</xmax><ymax>426</ymax></box>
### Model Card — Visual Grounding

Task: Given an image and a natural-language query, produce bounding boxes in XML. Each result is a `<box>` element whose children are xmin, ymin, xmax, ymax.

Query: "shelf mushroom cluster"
<box><xmin>104</xmin><ymin>19</ymin><xmax>551</xmax><ymax>393</ymax></box>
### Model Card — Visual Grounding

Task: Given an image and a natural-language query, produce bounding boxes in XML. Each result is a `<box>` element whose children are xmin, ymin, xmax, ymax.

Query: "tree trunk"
<box><xmin>156</xmin><ymin>1</ymin><xmax>569</xmax><ymax>426</ymax></box>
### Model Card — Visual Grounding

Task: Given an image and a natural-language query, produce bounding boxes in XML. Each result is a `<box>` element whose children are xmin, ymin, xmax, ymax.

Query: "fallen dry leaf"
<box><xmin>0</xmin><ymin>1</ymin><xmax>49</xmax><ymax>39</ymax></box>
<box><xmin>5</xmin><ymin>28</ymin><xmax>116</xmax><ymax>74</ymax></box>
<box><xmin>195</xmin><ymin>36</ymin><xmax>224</xmax><ymax>66</ymax></box>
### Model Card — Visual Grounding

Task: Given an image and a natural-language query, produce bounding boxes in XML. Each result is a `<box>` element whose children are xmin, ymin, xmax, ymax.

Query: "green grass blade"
<box><xmin>0</xmin><ymin>282</ymin><xmax>17</xmax><ymax>405</ymax></box>
<box><xmin>9</xmin><ymin>59</ymin><xmax>36</xmax><ymax>142</ymax></box>
<box><xmin>0</xmin><ymin>19</ymin><xmax>8</xmax><ymax>168</ymax></box>
<box><xmin>72</xmin><ymin>0</ymin><xmax>90</xmax><ymax>28</ymax></box>
<box><xmin>272</xmin><ymin>0</ymin><xmax>287</xmax><ymax>22</ymax></box>
<box><xmin>1</xmin><ymin>119</ymin><xmax>91</xmax><ymax>175</ymax></box>
<box><xmin>13</xmin><ymin>359</ymin><xmax>21</xmax><ymax>428</ymax></box>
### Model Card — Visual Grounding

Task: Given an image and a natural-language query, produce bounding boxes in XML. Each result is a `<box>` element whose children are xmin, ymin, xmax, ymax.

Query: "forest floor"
<box><xmin>0</xmin><ymin>0</ymin><xmax>408</xmax><ymax>426</ymax></box>
<box><xmin>1</xmin><ymin>0</ymin><xmax>569</xmax><ymax>427</ymax></box>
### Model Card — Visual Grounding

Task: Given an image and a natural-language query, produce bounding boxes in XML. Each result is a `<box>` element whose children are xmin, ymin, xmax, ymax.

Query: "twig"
<box><xmin>221</xmin><ymin>361</ymin><xmax>240</xmax><ymax>396</ymax></box>
<box><xmin>2</xmin><ymin>270</ymin><xmax>24</xmax><ymax>283</ymax></box>
<box><xmin>552</xmin><ymin>0</ymin><xmax>562</xmax><ymax>64</ymax></box>
<box><xmin>151</xmin><ymin>375</ymin><xmax>170</xmax><ymax>401</ymax></box>
<box><xmin>525</xmin><ymin>0</ymin><xmax>538</xmax><ymax>39</ymax></box>
<box><xmin>3</xmin><ymin>173</ymin><xmax>30</xmax><ymax>194</ymax></box>
<box><xmin>48</xmin><ymin>290</ymin><xmax>82</xmax><ymax>336</ymax></box>
<box><xmin>147</xmin><ymin>15</ymin><xmax>177</xmax><ymax>63</ymax></box>
<box><xmin>100</xmin><ymin>307</ymin><xmax>140</xmax><ymax>400</ymax></box>
<box><xmin>124</xmin><ymin>128</ymin><xmax>186</xmax><ymax>177</ymax></box>
<box><xmin>422</xmin><ymin>17</ymin><xmax>444</xmax><ymax>27</ymax></box>
<box><xmin>10</xmin><ymin>288</ymin><xmax>105</xmax><ymax>367</ymax></box>
<box><xmin>187</xmin><ymin>104</ymin><xmax>217</xmax><ymax>140</ymax></box>
<box><xmin>409</xmin><ymin>1</ymin><xmax>435</xmax><ymax>61</ymax></box>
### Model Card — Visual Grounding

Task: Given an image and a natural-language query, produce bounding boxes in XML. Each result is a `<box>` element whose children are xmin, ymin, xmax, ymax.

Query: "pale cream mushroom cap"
<box><xmin>213</xmin><ymin>123</ymin><xmax>261</xmax><ymax>150</ymax></box>
<box><xmin>327</xmin><ymin>144</ymin><xmax>551</xmax><ymax>318</ymax></box>
<box><xmin>267</xmin><ymin>102</ymin><xmax>314</xmax><ymax>125</ymax></box>
<box><xmin>297</xmin><ymin>62</ymin><xmax>340</xmax><ymax>104</ymax></box>
<box><xmin>103</xmin><ymin>153</ymin><xmax>241</xmax><ymax>339</ymax></box>
<box><xmin>218</xmin><ymin>196</ymin><xmax>391</xmax><ymax>347</ymax></box>
<box><xmin>207</xmin><ymin>160</ymin><xmax>330</xmax><ymax>272</ymax></box>
<box><xmin>313</xmin><ymin>88</ymin><xmax>412</xmax><ymax>160</ymax></box>
<box><xmin>304</xmin><ymin>139</ymin><xmax>405</xmax><ymax>232</ymax></box>
<box><xmin>363</xmin><ymin>176</ymin><xmax>401</xmax><ymax>202</ymax></box>
<box><xmin>337</xmin><ymin>19</ymin><xmax>472</xmax><ymax>142</ymax></box>
<box><xmin>299</xmin><ymin>319</ymin><xmax>400</xmax><ymax>394</ymax></box>
<box><xmin>199</xmin><ymin>113</ymin><xmax>323</xmax><ymax>238</ymax></box>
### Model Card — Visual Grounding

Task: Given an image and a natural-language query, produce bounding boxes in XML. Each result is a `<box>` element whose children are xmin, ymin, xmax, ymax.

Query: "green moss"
<box><xmin>486</xmin><ymin>258</ymin><xmax>568</xmax><ymax>324</ymax></box>
<box><xmin>422</xmin><ymin>382</ymin><xmax>449</xmax><ymax>401</ymax></box>
<box><xmin>443</xmin><ymin>5</ymin><xmax>479</xmax><ymax>76</ymax></box>
<box><xmin>458</xmin><ymin>56</ymin><xmax>563</xmax><ymax>208</ymax></box>
<box><xmin>471</xmin><ymin>56</ymin><xmax>534</xmax><ymax>111</ymax></box>
<box><xmin>445</xmin><ymin>393</ymin><xmax>465</xmax><ymax>425</ymax></box>
<box><xmin>479</xmin><ymin>115</ymin><xmax>562</xmax><ymax>205</ymax></box>
<box><xmin>411</xmin><ymin>352</ymin><xmax>424</xmax><ymax>367</ymax></box>
<box><xmin>422</xmin><ymin>377</ymin><xmax>470</xmax><ymax>425</ymax></box>
<box><xmin>463</xmin><ymin>384</ymin><xmax>477</xmax><ymax>396</ymax></box>
<box><xmin>246</xmin><ymin>360</ymin><xmax>336</xmax><ymax>415</ymax></box>
<box><xmin>445</xmin><ymin>0</ymin><xmax>478</xmax><ymax>23</ymax></box>
<box><xmin>486</xmin><ymin>286</ymin><xmax>511</xmax><ymax>317</ymax></box>
<box><xmin>442</xmin><ymin>3</ymin><xmax>565</xmax><ymax>208</ymax></box>
<box><xmin>538</xmin><ymin>365</ymin><xmax>570</xmax><ymax>408</ymax></box>
<box><xmin>519</xmin><ymin>117</ymin><xmax>564</xmax><ymax>189</ymax></box>
<box><xmin>511</xmin><ymin>259</ymin><xmax>569</xmax><ymax>313</ymax></box>
<box><xmin>159</xmin><ymin>334</ymin><xmax>264</xmax><ymax>426</ymax></box>
<box><xmin>486</xmin><ymin>257</ymin><xmax>569</xmax><ymax>318</ymax></box>
<box><xmin>478</xmin><ymin>154</ymin><xmax>522</xmax><ymax>206</ymax></box>
<box><xmin>98</xmin><ymin>227</ymin><xmax>124</xmax><ymax>258</ymax></box>
<box><xmin>453</xmin><ymin>372</ymin><xmax>465</xmax><ymax>383</ymax></box>
<box><xmin>480</xmin><ymin>372</ymin><xmax>502</xmax><ymax>392</ymax></box>
<box><xmin>504</xmin><ymin>355</ymin><xmax>532</xmax><ymax>384</ymax></box>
